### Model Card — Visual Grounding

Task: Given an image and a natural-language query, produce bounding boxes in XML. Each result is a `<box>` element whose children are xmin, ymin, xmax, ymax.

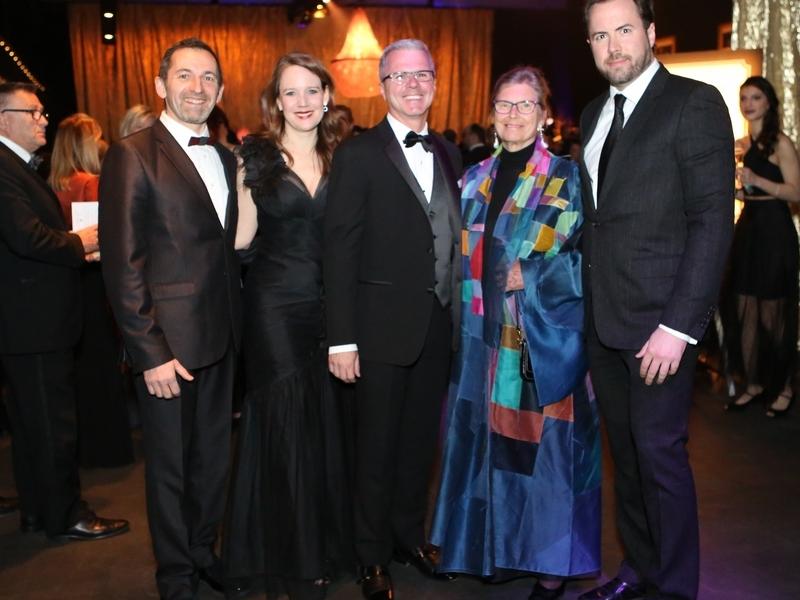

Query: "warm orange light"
<box><xmin>330</xmin><ymin>8</ymin><xmax>382</xmax><ymax>98</ymax></box>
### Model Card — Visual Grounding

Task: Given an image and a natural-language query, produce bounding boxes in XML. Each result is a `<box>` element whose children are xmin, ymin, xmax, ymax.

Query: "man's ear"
<box><xmin>216</xmin><ymin>84</ymin><xmax>224</xmax><ymax>105</ymax></box>
<box><xmin>155</xmin><ymin>76</ymin><xmax>167</xmax><ymax>100</ymax></box>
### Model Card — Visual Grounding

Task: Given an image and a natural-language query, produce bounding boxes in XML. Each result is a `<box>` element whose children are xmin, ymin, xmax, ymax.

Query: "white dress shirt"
<box><xmin>583</xmin><ymin>60</ymin><xmax>696</xmax><ymax>345</ymax></box>
<box><xmin>159</xmin><ymin>112</ymin><xmax>229</xmax><ymax>227</ymax></box>
<box><xmin>328</xmin><ymin>113</ymin><xmax>435</xmax><ymax>356</ymax></box>
<box><xmin>0</xmin><ymin>135</ymin><xmax>32</xmax><ymax>163</ymax></box>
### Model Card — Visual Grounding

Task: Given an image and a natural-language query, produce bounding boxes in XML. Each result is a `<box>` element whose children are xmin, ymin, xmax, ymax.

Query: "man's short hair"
<box><xmin>583</xmin><ymin>0</ymin><xmax>655</xmax><ymax>31</ymax></box>
<box><xmin>158</xmin><ymin>38</ymin><xmax>223</xmax><ymax>86</ymax></box>
<box><xmin>466</xmin><ymin>123</ymin><xmax>486</xmax><ymax>144</ymax></box>
<box><xmin>0</xmin><ymin>82</ymin><xmax>39</xmax><ymax>108</ymax></box>
<box><xmin>378</xmin><ymin>39</ymin><xmax>434</xmax><ymax>80</ymax></box>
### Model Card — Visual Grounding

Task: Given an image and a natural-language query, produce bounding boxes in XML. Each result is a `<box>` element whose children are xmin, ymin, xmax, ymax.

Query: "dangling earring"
<box><xmin>537</xmin><ymin>123</ymin><xmax>548</xmax><ymax>148</ymax></box>
<box><xmin>322</xmin><ymin>104</ymin><xmax>329</xmax><ymax>113</ymax></box>
<box><xmin>492</xmin><ymin>129</ymin><xmax>499</xmax><ymax>149</ymax></box>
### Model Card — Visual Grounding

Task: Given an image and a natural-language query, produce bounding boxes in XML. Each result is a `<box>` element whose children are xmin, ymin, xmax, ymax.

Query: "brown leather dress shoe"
<box><xmin>51</xmin><ymin>512</ymin><xmax>130</xmax><ymax>541</ymax></box>
<box><xmin>358</xmin><ymin>565</ymin><xmax>393</xmax><ymax>600</ymax></box>
<box><xmin>393</xmin><ymin>545</ymin><xmax>456</xmax><ymax>581</ymax></box>
<box><xmin>0</xmin><ymin>496</ymin><xmax>19</xmax><ymax>516</ymax></box>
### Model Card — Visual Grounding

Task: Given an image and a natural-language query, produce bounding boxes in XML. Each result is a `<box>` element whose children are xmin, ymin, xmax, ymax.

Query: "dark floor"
<box><xmin>0</xmin><ymin>369</ymin><xmax>798</xmax><ymax>600</ymax></box>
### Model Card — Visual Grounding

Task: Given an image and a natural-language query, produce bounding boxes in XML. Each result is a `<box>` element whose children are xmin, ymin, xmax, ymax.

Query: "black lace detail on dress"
<box><xmin>238</xmin><ymin>135</ymin><xmax>286</xmax><ymax>196</ymax></box>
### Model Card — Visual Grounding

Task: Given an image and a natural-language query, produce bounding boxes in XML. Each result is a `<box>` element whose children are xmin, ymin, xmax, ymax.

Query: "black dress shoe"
<box><xmin>0</xmin><ymin>496</ymin><xmax>19</xmax><ymax>516</ymax></box>
<box><xmin>578</xmin><ymin>578</ymin><xmax>645</xmax><ymax>600</ymax></box>
<box><xmin>529</xmin><ymin>580</ymin><xmax>566</xmax><ymax>600</ymax></box>
<box><xmin>50</xmin><ymin>512</ymin><xmax>129</xmax><ymax>541</ymax></box>
<box><xmin>20</xmin><ymin>513</ymin><xmax>43</xmax><ymax>533</ymax></box>
<box><xmin>358</xmin><ymin>565</ymin><xmax>393</xmax><ymax>600</ymax></box>
<box><xmin>393</xmin><ymin>545</ymin><xmax>456</xmax><ymax>580</ymax></box>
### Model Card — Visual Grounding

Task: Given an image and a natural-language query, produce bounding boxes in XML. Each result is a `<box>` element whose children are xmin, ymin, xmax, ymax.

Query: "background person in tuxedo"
<box><xmin>99</xmin><ymin>39</ymin><xmax>241</xmax><ymax>600</ymax></box>
<box><xmin>577</xmin><ymin>2</ymin><xmax>734</xmax><ymax>599</ymax></box>
<box><xmin>324</xmin><ymin>39</ymin><xmax>461</xmax><ymax>600</ymax></box>
<box><xmin>0</xmin><ymin>82</ymin><xmax>129</xmax><ymax>541</ymax></box>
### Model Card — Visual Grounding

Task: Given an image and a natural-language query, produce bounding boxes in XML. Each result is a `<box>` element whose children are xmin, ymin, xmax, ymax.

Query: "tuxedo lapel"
<box><xmin>599</xmin><ymin>66</ymin><xmax>669</xmax><ymax>201</ymax></box>
<box><xmin>580</xmin><ymin>96</ymin><xmax>604</xmax><ymax>217</ymax></box>
<box><xmin>430</xmin><ymin>135</ymin><xmax>462</xmax><ymax>236</ymax></box>
<box><xmin>152</xmin><ymin>121</ymin><xmax>222</xmax><ymax>230</ymax></box>
<box><xmin>214</xmin><ymin>142</ymin><xmax>236</xmax><ymax>231</ymax></box>
<box><xmin>0</xmin><ymin>143</ymin><xmax>66</xmax><ymax>225</ymax></box>
<box><xmin>378</xmin><ymin>119</ymin><xmax>430</xmax><ymax>214</ymax></box>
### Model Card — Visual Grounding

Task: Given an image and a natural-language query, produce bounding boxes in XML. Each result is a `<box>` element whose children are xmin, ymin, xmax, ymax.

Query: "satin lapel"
<box><xmin>430</xmin><ymin>135</ymin><xmax>462</xmax><ymax>236</ymax></box>
<box><xmin>599</xmin><ymin>66</ymin><xmax>669</xmax><ymax>202</ymax></box>
<box><xmin>214</xmin><ymin>142</ymin><xmax>236</xmax><ymax>232</ymax></box>
<box><xmin>0</xmin><ymin>144</ymin><xmax>66</xmax><ymax>224</ymax></box>
<box><xmin>579</xmin><ymin>95</ymin><xmax>605</xmax><ymax>217</ymax></box>
<box><xmin>378</xmin><ymin>119</ymin><xmax>430</xmax><ymax>214</ymax></box>
<box><xmin>152</xmin><ymin>121</ymin><xmax>222</xmax><ymax>230</ymax></box>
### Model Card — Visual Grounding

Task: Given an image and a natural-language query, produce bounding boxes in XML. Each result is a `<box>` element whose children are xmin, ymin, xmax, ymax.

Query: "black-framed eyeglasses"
<box><xmin>493</xmin><ymin>100</ymin><xmax>541</xmax><ymax>115</ymax></box>
<box><xmin>381</xmin><ymin>70</ymin><xmax>435</xmax><ymax>85</ymax></box>
<box><xmin>1</xmin><ymin>108</ymin><xmax>48</xmax><ymax>121</ymax></box>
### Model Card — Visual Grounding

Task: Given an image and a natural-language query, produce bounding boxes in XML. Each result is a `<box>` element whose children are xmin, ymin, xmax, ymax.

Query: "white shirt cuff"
<box><xmin>329</xmin><ymin>344</ymin><xmax>358</xmax><ymax>355</ymax></box>
<box><xmin>658</xmin><ymin>324</ymin><xmax>698</xmax><ymax>345</ymax></box>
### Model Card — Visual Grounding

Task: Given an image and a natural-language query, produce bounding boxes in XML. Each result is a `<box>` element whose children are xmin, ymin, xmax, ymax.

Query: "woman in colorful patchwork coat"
<box><xmin>431</xmin><ymin>66</ymin><xmax>601</xmax><ymax>600</ymax></box>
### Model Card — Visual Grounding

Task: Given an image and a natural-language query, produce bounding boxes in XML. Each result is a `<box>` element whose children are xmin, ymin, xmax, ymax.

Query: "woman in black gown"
<box><xmin>725</xmin><ymin>76</ymin><xmax>800</xmax><ymax>417</ymax></box>
<box><xmin>224</xmin><ymin>53</ymin><xmax>353</xmax><ymax>599</ymax></box>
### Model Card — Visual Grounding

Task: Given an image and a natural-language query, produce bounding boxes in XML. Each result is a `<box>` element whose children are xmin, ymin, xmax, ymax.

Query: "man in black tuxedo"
<box><xmin>324</xmin><ymin>39</ymin><xmax>462</xmax><ymax>600</ymax></box>
<box><xmin>0</xmin><ymin>82</ymin><xmax>129</xmax><ymax>541</ymax></box>
<box><xmin>577</xmin><ymin>2</ymin><xmax>733</xmax><ymax>599</ymax></box>
<box><xmin>461</xmin><ymin>122</ymin><xmax>492</xmax><ymax>168</ymax></box>
<box><xmin>100</xmin><ymin>39</ymin><xmax>241</xmax><ymax>600</ymax></box>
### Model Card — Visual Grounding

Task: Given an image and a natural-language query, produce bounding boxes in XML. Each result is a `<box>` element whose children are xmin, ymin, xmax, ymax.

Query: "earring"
<box><xmin>537</xmin><ymin>124</ymin><xmax>547</xmax><ymax>148</ymax></box>
<box><xmin>322</xmin><ymin>104</ymin><xmax>329</xmax><ymax>113</ymax></box>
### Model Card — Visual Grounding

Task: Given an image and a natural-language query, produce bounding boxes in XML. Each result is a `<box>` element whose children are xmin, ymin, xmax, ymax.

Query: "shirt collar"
<box><xmin>386</xmin><ymin>113</ymin><xmax>429</xmax><ymax>146</ymax></box>
<box><xmin>0</xmin><ymin>135</ymin><xmax>33</xmax><ymax>163</ymax></box>
<box><xmin>159</xmin><ymin>111</ymin><xmax>210</xmax><ymax>147</ymax></box>
<box><xmin>609</xmin><ymin>58</ymin><xmax>660</xmax><ymax>106</ymax></box>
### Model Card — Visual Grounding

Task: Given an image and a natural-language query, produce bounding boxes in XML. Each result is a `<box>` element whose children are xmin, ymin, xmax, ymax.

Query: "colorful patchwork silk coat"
<box><xmin>430</xmin><ymin>138</ymin><xmax>601</xmax><ymax>577</ymax></box>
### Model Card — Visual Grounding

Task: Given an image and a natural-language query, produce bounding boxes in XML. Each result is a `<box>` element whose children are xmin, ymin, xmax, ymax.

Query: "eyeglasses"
<box><xmin>381</xmin><ymin>70</ymin><xmax>435</xmax><ymax>85</ymax></box>
<box><xmin>493</xmin><ymin>100</ymin><xmax>541</xmax><ymax>115</ymax></box>
<box><xmin>1</xmin><ymin>108</ymin><xmax>48</xmax><ymax>121</ymax></box>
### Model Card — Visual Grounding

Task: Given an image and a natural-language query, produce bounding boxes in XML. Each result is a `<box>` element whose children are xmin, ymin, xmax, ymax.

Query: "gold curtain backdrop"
<box><xmin>732</xmin><ymin>0</ymin><xmax>800</xmax><ymax>142</ymax></box>
<box><xmin>68</xmin><ymin>3</ymin><xmax>493</xmax><ymax>141</ymax></box>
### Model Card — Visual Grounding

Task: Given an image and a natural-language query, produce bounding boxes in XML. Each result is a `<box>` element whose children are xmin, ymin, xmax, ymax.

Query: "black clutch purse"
<box><xmin>516</xmin><ymin>324</ymin><xmax>534</xmax><ymax>382</ymax></box>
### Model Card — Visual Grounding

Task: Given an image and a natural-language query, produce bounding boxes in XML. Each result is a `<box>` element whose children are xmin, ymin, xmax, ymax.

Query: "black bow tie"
<box><xmin>404</xmin><ymin>131</ymin><xmax>432</xmax><ymax>152</ymax></box>
<box><xmin>188</xmin><ymin>136</ymin><xmax>210</xmax><ymax>147</ymax></box>
<box><xmin>27</xmin><ymin>154</ymin><xmax>43</xmax><ymax>171</ymax></box>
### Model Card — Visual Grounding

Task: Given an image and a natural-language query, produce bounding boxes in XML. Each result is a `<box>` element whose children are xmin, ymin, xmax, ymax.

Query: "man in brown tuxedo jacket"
<box><xmin>100</xmin><ymin>39</ymin><xmax>241</xmax><ymax>600</ymax></box>
<box><xmin>0</xmin><ymin>82</ymin><xmax>128</xmax><ymax>541</ymax></box>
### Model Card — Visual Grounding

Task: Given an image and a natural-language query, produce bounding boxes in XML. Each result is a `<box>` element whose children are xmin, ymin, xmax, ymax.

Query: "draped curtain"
<box><xmin>68</xmin><ymin>3</ymin><xmax>493</xmax><ymax>141</ymax></box>
<box><xmin>732</xmin><ymin>0</ymin><xmax>800</xmax><ymax>142</ymax></box>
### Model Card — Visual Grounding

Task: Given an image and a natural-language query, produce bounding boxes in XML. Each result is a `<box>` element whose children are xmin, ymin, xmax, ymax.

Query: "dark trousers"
<box><xmin>587</xmin><ymin>323</ymin><xmax>700</xmax><ymax>600</ymax></box>
<box><xmin>354</xmin><ymin>300</ymin><xmax>452</xmax><ymax>567</ymax></box>
<box><xmin>135</xmin><ymin>346</ymin><xmax>235</xmax><ymax>600</ymax></box>
<box><xmin>0</xmin><ymin>349</ymin><xmax>86</xmax><ymax>535</ymax></box>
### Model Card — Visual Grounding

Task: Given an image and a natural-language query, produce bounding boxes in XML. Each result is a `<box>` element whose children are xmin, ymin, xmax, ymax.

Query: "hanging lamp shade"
<box><xmin>330</xmin><ymin>8</ymin><xmax>382</xmax><ymax>98</ymax></box>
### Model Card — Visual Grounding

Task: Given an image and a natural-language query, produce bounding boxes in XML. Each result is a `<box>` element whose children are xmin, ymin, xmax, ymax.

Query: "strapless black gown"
<box><xmin>223</xmin><ymin>137</ymin><xmax>353</xmax><ymax>591</ymax></box>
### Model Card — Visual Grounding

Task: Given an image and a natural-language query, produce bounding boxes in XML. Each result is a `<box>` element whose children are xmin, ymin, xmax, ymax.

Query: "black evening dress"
<box><xmin>727</xmin><ymin>141</ymin><xmax>798</xmax><ymax>395</ymax></box>
<box><xmin>223</xmin><ymin>137</ymin><xmax>353</xmax><ymax>593</ymax></box>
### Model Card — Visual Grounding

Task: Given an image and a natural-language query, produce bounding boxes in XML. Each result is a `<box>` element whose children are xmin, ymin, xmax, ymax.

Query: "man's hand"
<box><xmin>75</xmin><ymin>225</ymin><xmax>99</xmax><ymax>254</ymax></box>
<box><xmin>506</xmin><ymin>260</ymin><xmax>523</xmax><ymax>291</ymax></box>
<box><xmin>143</xmin><ymin>359</ymin><xmax>194</xmax><ymax>399</ymax></box>
<box><xmin>329</xmin><ymin>351</ymin><xmax>360</xmax><ymax>384</ymax></box>
<box><xmin>635</xmin><ymin>328</ymin><xmax>687</xmax><ymax>385</ymax></box>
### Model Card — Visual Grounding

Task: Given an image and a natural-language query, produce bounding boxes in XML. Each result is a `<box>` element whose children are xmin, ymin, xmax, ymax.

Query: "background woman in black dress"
<box><xmin>224</xmin><ymin>53</ymin><xmax>352</xmax><ymax>599</ymax></box>
<box><xmin>726</xmin><ymin>76</ymin><xmax>800</xmax><ymax>417</ymax></box>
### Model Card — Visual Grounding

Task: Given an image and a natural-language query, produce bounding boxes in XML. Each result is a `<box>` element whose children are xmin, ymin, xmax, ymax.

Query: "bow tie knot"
<box><xmin>188</xmin><ymin>136</ymin><xmax>210</xmax><ymax>147</ymax></box>
<box><xmin>404</xmin><ymin>131</ymin><xmax>432</xmax><ymax>152</ymax></box>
